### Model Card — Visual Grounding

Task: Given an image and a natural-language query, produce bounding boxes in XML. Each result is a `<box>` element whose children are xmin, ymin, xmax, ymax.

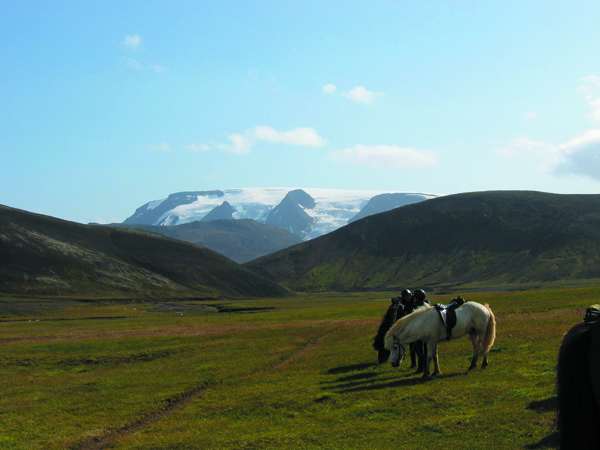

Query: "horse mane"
<box><xmin>384</xmin><ymin>303</ymin><xmax>432</xmax><ymax>349</ymax></box>
<box><xmin>556</xmin><ymin>321</ymin><xmax>600</xmax><ymax>450</ymax></box>
<box><xmin>373</xmin><ymin>300</ymin><xmax>404</xmax><ymax>351</ymax></box>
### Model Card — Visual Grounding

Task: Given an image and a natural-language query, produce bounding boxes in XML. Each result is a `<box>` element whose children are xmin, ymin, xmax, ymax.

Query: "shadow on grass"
<box><xmin>524</xmin><ymin>398</ymin><xmax>558</xmax><ymax>449</ymax></box>
<box><xmin>527</xmin><ymin>396</ymin><xmax>557</xmax><ymax>413</ymax></box>
<box><xmin>334</xmin><ymin>372</ymin><xmax>380</xmax><ymax>382</ymax></box>
<box><xmin>525</xmin><ymin>430</ymin><xmax>559</xmax><ymax>449</ymax></box>
<box><xmin>329</xmin><ymin>371</ymin><xmax>467</xmax><ymax>393</ymax></box>
<box><xmin>327</xmin><ymin>363</ymin><xmax>378</xmax><ymax>374</ymax></box>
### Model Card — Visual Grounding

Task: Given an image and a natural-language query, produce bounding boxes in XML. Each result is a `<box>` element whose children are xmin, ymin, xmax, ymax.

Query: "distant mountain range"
<box><xmin>0</xmin><ymin>204</ymin><xmax>289</xmax><ymax>299</ymax></box>
<box><xmin>123</xmin><ymin>188</ymin><xmax>438</xmax><ymax>240</ymax></box>
<box><xmin>244</xmin><ymin>191</ymin><xmax>600</xmax><ymax>292</ymax></box>
<box><xmin>4</xmin><ymin>190</ymin><xmax>599</xmax><ymax>298</ymax></box>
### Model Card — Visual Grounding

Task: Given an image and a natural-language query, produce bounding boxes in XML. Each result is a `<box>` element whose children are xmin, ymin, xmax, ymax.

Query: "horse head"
<box><xmin>389</xmin><ymin>335</ymin><xmax>406</xmax><ymax>368</ymax></box>
<box><xmin>373</xmin><ymin>298</ymin><xmax>405</xmax><ymax>364</ymax></box>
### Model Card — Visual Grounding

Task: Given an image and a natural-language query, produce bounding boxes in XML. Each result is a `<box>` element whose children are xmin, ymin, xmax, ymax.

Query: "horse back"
<box><xmin>588</xmin><ymin>322</ymin><xmax>600</xmax><ymax>418</ymax></box>
<box><xmin>454</xmin><ymin>302</ymin><xmax>490</xmax><ymax>334</ymax></box>
<box><xmin>556</xmin><ymin>321</ymin><xmax>600</xmax><ymax>450</ymax></box>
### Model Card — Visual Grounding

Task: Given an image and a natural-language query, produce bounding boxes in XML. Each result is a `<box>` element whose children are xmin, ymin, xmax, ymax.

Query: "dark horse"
<box><xmin>555</xmin><ymin>307</ymin><xmax>600</xmax><ymax>450</ymax></box>
<box><xmin>372</xmin><ymin>297</ymin><xmax>427</xmax><ymax>372</ymax></box>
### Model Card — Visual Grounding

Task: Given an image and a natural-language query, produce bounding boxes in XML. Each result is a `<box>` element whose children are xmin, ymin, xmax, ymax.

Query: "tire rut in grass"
<box><xmin>74</xmin><ymin>329</ymin><xmax>334</xmax><ymax>450</ymax></box>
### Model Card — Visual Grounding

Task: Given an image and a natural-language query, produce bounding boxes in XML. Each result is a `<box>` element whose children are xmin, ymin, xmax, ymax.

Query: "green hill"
<box><xmin>244</xmin><ymin>191</ymin><xmax>600</xmax><ymax>292</ymax></box>
<box><xmin>116</xmin><ymin>219</ymin><xmax>303</xmax><ymax>264</ymax></box>
<box><xmin>0</xmin><ymin>204</ymin><xmax>290</xmax><ymax>299</ymax></box>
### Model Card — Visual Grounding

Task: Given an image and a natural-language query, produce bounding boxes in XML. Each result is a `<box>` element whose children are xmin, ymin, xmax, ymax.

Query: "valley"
<box><xmin>0</xmin><ymin>286</ymin><xmax>590</xmax><ymax>449</ymax></box>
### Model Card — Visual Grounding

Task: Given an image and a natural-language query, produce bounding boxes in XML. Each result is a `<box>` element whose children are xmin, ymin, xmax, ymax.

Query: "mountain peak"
<box><xmin>123</xmin><ymin>188</ymin><xmax>439</xmax><ymax>240</ymax></box>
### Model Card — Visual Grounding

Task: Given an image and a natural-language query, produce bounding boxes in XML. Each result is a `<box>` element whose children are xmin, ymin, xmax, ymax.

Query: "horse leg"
<box><xmin>468</xmin><ymin>331</ymin><xmax>479</xmax><ymax>370</ymax></box>
<box><xmin>479</xmin><ymin>330</ymin><xmax>489</xmax><ymax>369</ymax></box>
<box><xmin>415</xmin><ymin>341</ymin><xmax>425</xmax><ymax>374</ymax></box>
<box><xmin>431</xmin><ymin>344</ymin><xmax>441</xmax><ymax>376</ymax></box>
<box><xmin>422</xmin><ymin>342</ymin><xmax>433</xmax><ymax>379</ymax></box>
<box><xmin>408</xmin><ymin>342</ymin><xmax>417</xmax><ymax>368</ymax></box>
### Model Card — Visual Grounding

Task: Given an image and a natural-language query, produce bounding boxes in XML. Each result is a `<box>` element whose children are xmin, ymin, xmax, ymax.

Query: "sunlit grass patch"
<box><xmin>2</xmin><ymin>285</ymin><xmax>597</xmax><ymax>448</ymax></box>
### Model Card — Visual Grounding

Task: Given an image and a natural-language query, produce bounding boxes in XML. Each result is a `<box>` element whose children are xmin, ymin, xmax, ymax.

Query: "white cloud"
<box><xmin>218</xmin><ymin>126</ymin><xmax>325</xmax><ymax>154</ymax></box>
<box><xmin>184</xmin><ymin>143</ymin><xmax>210</xmax><ymax>153</ymax></box>
<box><xmin>218</xmin><ymin>133</ymin><xmax>254</xmax><ymax>155</ymax></box>
<box><xmin>523</xmin><ymin>111</ymin><xmax>537</xmax><ymax>119</ymax></box>
<box><xmin>493</xmin><ymin>137</ymin><xmax>560</xmax><ymax>172</ymax></box>
<box><xmin>253</xmin><ymin>126</ymin><xmax>324</xmax><ymax>147</ymax></box>
<box><xmin>329</xmin><ymin>144</ymin><xmax>438</xmax><ymax>168</ymax></box>
<box><xmin>494</xmin><ymin>131</ymin><xmax>600</xmax><ymax>180</ymax></box>
<box><xmin>556</xmin><ymin>129</ymin><xmax>600</xmax><ymax>180</ymax></box>
<box><xmin>122</xmin><ymin>58</ymin><xmax>167</xmax><ymax>73</ymax></box>
<box><xmin>342</xmin><ymin>86</ymin><xmax>384</xmax><ymax>104</ymax></box>
<box><xmin>578</xmin><ymin>75</ymin><xmax>600</xmax><ymax>124</ymax></box>
<box><xmin>494</xmin><ymin>75</ymin><xmax>600</xmax><ymax>182</ymax></box>
<box><xmin>149</xmin><ymin>142</ymin><xmax>173</xmax><ymax>153</ymax></box>
<box><xmin>122</xmin><ymin>34</ymin><xmax>142</xmax><ymax>49</ymax></box>
<box><xmin>123</xmin><ymin>58</ymin><xmax>144</xmax><ymax>71</ymax></box>
<box><xmin>582</xmin><ymin>75</ymin><xmax>600</xmax><ymax>86</ymax></box>
<box><xmin>322</xmin><ymin>84</ymin><xmax>337</xmax><ymax>94</ymax></box>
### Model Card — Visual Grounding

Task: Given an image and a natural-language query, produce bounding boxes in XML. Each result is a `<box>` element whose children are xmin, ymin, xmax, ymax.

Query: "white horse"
<box><xmin>384</xmin><ymin>301</ymin><xmax>496</xmax><ymax>378</ymax></box>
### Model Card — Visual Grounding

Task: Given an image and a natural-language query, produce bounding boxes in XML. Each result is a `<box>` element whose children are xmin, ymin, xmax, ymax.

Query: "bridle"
<box><xmin>393</xmin><ymin>336</ymin><xmax>406</xmax><ymax>355</ymax></box>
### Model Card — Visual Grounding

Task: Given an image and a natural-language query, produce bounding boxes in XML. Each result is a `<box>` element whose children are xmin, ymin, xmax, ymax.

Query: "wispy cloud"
<box><xmin>494</xmin><ymin>76</ymin><xmax>600</xmax><ymax>182</ymax></box>
<box><xmin>184</xmin><ymin>143</ymin><xmax>210</xmax><ymax>153</ymax></box>
<box><xmin>149</xmin><ymin>142</ymin><xmax>211</xmax><ymax>153</ymax></box>
<box><xmin>329</xmin><ymin>144</ymin><xmax>438</xmax><ymax>168</ymax></box>
<box><xmin>523</xmin><ymin>111</ymin><xmax>537</xmax><ymax>119</ymax></box>
<box><xmin>322</xmin><ymin>84</ymin><xmax>337</xmax><ymax>94</ymax></box>
<box><xmin>123</xmin><ymin>58</ymin><xmax>144</xmax><ymax>71</ymax></box>
<box><xmin>119</xmin><ymin>34</ymin><xmax>166</xmax><ymax>73</ymax></box>
<box><xmin>148</xmin><ymin>142</ymin><xmax>174</xmax><ymax>153</ymax></box>
<box><xmin>218</xmin><ymin>126</ymin><xmax>325</xmax><ymax>154</ymax></box>
<box><xmin>341</xmin><ymin>86</ymin><xmax>384</xmax><ymax>104</ymax></box>
<box><xmin>122</xmin><ymin>34</ymin><xmax>143</xmax><ymax>50</ymax></box>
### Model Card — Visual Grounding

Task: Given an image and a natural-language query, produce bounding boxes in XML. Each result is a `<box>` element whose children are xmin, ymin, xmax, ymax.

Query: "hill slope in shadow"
<box><xmin>244</xmin><ymin>191</ymin><xmax>600</xmax><ymax>292</ymax></box>
<box><xmin>0</xmin><ymin>205</ymin><xmax>290</xmax><ymax>299</ymax></box>
<box><xmin>116</xmin><ymin>219</ymin><xmax>302</xmax><ymax>264</ymax></box>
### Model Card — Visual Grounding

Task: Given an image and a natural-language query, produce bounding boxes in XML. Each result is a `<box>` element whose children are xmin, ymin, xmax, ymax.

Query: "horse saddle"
<box><xmin>435</xmin><ymin>297</ymin><xmax>465</xmax><ymax>340</ymax></box>
<box><xmin>584</xmin><ymin>304</ymin><xmax>600</xmax><ymax>324</ymax></box>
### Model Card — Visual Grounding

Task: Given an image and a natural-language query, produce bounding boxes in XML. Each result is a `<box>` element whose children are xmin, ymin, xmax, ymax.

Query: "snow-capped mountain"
<box><xmin>123</xmin><ymin>188</ymin><xmax>439</xmax><ymax>240</ymax></box>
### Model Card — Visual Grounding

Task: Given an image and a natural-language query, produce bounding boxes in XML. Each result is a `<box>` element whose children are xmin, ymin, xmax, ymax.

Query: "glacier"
<box><xmin>124</xmin><ymin>188</ymin><xmax>440</xmax><ymax>240</ymax></box>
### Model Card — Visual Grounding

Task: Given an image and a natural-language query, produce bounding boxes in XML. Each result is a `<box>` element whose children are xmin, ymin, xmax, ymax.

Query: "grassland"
<box><xmin>1</xmin><ymin>286</ymin><xmax>596</xmax><ymax>449</ymax></box>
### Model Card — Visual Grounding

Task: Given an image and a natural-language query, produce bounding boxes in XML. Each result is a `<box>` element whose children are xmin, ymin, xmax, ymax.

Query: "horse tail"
<box><xmin>481</xmin><ymin>304</ymin><xmax>496</xmax><ymax>356</ymax></box>
<box><xmin>556</xmin><ymin>322</ymin><xmax>600</xmax><ymax>450</ymax></box>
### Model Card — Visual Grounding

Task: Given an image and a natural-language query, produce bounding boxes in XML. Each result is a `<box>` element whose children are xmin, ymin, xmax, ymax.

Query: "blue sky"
<box><xmin>2</xmin><ymin>1</ymin><xmax>600</xmax><ymax>224</ymax></box>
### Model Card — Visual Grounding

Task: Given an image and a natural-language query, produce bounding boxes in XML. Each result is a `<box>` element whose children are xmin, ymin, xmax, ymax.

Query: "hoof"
<box><xmin>468</xmin><ymin>365</ymin><xmax>476</xmax><ymax>371</ymax></box>
<box><xmin>421</xmin><ymin>374</ymin><xmax>430</xmax><ymax>380</ymax></box>
<box><xmin>415</xmin><ymin>368</ymin><xmax>424</xmax><ymax>374</ymax></box>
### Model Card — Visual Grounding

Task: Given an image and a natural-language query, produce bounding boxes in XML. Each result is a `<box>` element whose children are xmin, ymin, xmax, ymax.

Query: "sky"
<box><xmin>2</xmin><ymin>0</ymin><xmax>600</xmax><ymax>224</ymax></box>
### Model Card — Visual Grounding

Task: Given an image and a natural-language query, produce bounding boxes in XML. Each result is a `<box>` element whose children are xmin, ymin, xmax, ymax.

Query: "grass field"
<box><xmin>1</xmin><ymin>286</ymin><xmax>597</xmax><ymax>449</ymax></box>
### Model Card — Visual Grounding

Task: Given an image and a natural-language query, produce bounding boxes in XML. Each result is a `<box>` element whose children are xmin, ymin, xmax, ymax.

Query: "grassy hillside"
<box><xmin>0</xmin><ymin>205</ymin><xmax>289</xmax><ymax>299</ymax></box>
<box><xmin>244</xmin><ymin>191</ymin><xmax>600</xmax><ymax>292</ymax></box>
<box><xmin>117</xmin><ymin>219</ymin><xmax>303</xmax><ymax>264</ymax></box>
<box><xmin>1</xmin><ymin>286</ymin><xmax>595</xmax><ymax>448</ymax></box>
